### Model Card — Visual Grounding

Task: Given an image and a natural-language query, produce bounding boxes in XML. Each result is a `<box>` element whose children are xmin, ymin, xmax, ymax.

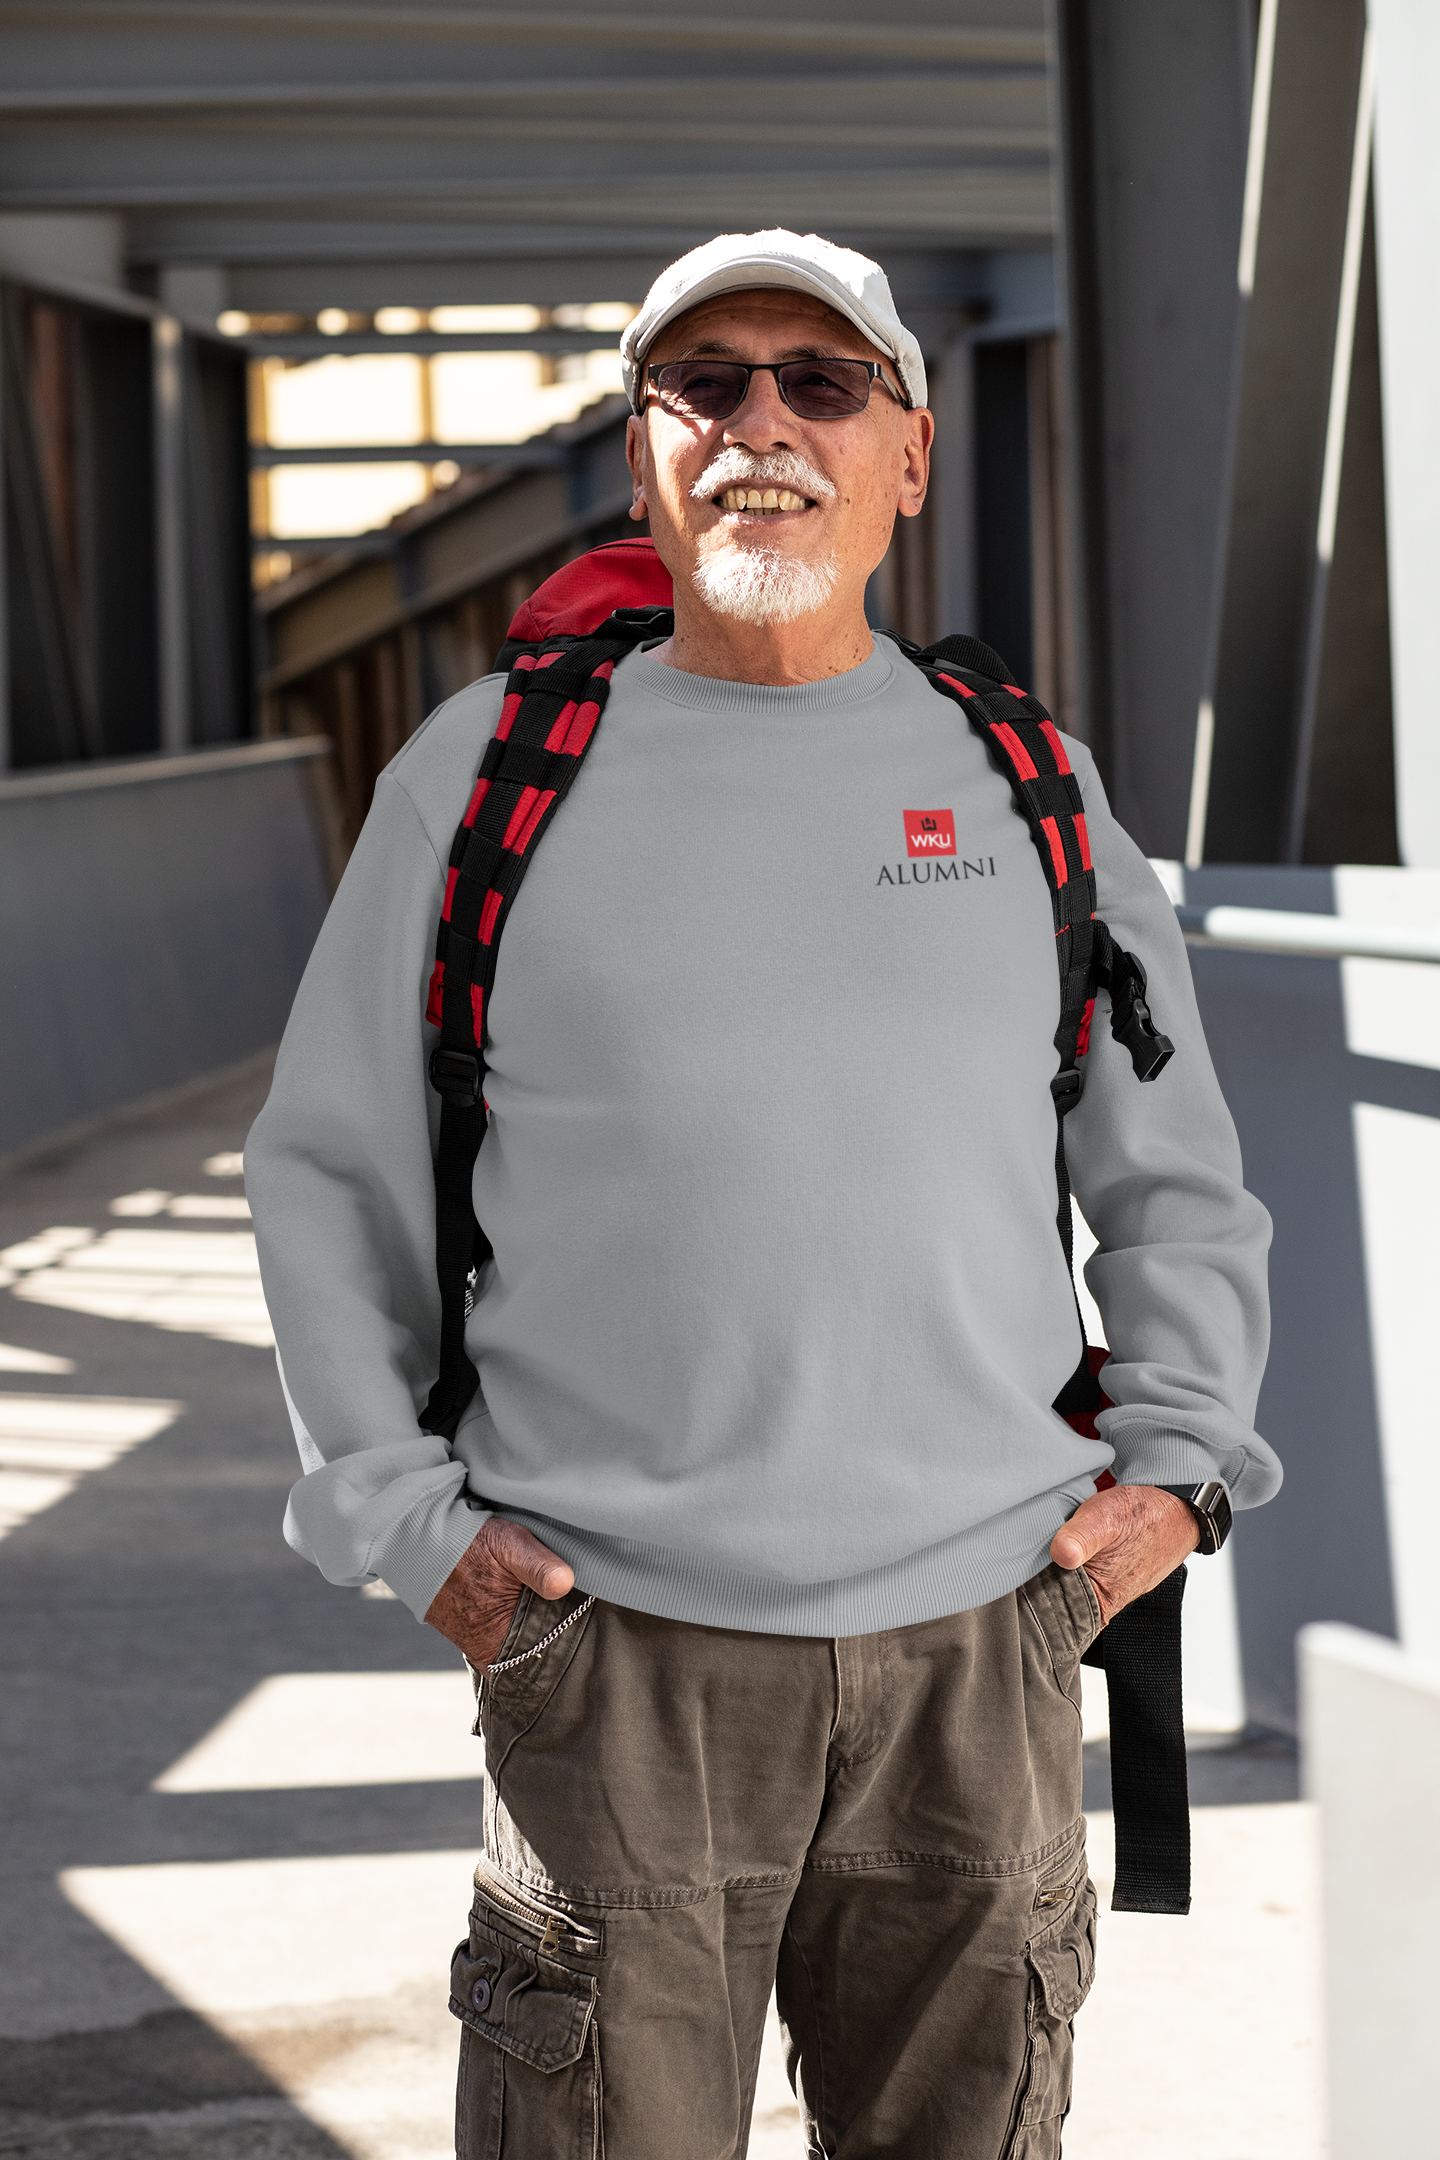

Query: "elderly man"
<box><xmin>247</xmin><ymin>230</ymin><xmax>1277</xmax><ymax>2159</ymax></box>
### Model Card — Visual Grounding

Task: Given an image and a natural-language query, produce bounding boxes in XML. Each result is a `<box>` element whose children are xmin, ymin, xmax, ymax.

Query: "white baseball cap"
<box><xmin>620</xmin><ymin>229</ymin><xmax>927</xmax><ymax>414</ymax></box>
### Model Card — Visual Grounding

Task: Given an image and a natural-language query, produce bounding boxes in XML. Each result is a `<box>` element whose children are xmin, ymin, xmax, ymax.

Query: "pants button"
<box><xmin>470</xmin><ymin>1976</ymin><xmax>492</xmax><ymax>2014</ymax></box>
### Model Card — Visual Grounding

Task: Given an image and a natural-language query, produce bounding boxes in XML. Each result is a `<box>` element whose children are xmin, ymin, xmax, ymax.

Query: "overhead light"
<box><xmin>375</xmin><ymin>306</ymin><xmax>427</xmax><ymax>334</ymax></box>
<box><xmin>553</xmin><ymin>302</ymin><xmax>636</xmax><ymax>331</ymax></box>
<box><xmin>217</xmin><ymin>310</ymin><xmax>250</xmax><ymax>337</ymax></box>
<box><xmin>316</xmin><ymin>308</ymin><xmax>350</xmax><ymax>336</ymax></box>
<box><xmin>431</xmin><ymin>459</ymin><xmax>461</xmax><ymax>489</ymax></box>
<box><xmin>429</xmin><ymin>305</ymin><xmax>542</xmax><ymax>334</ymax></box>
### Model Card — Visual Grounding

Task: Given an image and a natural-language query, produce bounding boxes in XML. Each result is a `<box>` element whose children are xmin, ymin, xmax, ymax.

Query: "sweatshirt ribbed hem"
<box><xmin>499</xmin><ymin>1483</ymin><xmax>1100</xmax><ymax>1638</ymax></box>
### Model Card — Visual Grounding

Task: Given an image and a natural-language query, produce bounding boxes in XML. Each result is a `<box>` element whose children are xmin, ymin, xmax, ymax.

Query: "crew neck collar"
<box><xmin>623</xmin><ymin>635</ymin><xmax>898</xmax><ymax>716</ymax></box>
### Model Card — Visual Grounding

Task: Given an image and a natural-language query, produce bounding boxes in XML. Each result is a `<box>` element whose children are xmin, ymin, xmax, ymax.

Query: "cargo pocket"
<box><xmin>450</xmin><ymin>1867</ymin><xmax>605</xmax><ymax>2160</ymax></box>
<box><xmin>1020</xmin><ymin>1561</ymin><xmax>1103</xmax><ymax>1726</ymax></box>
<box><xmin>480</xmin><ymin>1587</ymin><xmax>595</xmax><ymax>1781</ymax></box>
<box><xmin>467</xmin><ymin>1592</ymin><xmax>534</xmax><ymax>1734</ymax></box>
<box><xmin>1005</xmin><ymin>1872</ymin><xmax>1098</xmax><ymax>2158</ymax></box>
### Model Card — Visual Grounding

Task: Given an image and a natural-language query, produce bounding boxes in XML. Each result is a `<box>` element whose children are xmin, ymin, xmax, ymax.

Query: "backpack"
<box><xmin>419</xmin><ymin>536</ymin><xmax>1189</xmax><ymax>1913</ymax></box>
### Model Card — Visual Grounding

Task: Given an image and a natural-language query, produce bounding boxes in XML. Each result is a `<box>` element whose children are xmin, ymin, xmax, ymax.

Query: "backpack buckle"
<box><xmin>429</xmin><ymin>1047</ymin><xmax>482</xmax><ymax>1108</ymax></box>
<box><xmin>1050</xmin><ymin>1067</ymin><xmax>1083</xmax><ymax>1111</ymax></box>
<box><xmin>1111</xmin><ymin>983</ymin><xmax>1175</xmax><ymax>1082</ymax></box>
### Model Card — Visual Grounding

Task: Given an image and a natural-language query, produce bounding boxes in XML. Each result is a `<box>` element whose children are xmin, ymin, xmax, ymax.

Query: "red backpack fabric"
<box><xmin>504</xmin><ymin>539</ymin><xmax>673</xmax><ymax>642</ymax></box>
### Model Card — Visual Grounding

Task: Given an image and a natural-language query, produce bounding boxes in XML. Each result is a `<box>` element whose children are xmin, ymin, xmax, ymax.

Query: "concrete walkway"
<box><xmin>0</xmin><ymin>1062</ymin><xmax>1322</xmax><ymax>2158</ymax></box>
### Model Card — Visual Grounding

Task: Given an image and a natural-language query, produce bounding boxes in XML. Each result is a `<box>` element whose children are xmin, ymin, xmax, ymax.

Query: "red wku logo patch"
<box><xmin>903</xmin><ymin>809</ymin><xmax>956</xmax><ymax>858</ymax></box>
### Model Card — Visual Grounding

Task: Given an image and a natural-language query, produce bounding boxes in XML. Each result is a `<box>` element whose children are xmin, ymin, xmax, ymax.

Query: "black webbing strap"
<box><xmin>419</xmin><ymin>613</ymin><xmax>667</xmax><ymax>1439</ymax></box>
<box><xmin>1082</xmin><ymin>1566</ymin><xmax>1192</xmax><ymax>1912</ymax></box>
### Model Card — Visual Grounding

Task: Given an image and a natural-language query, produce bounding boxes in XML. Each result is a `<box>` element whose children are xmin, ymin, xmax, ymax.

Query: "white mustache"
<box><xmin>690</xmin><ymin>447</ymin><xmax>836</xmax><ymax>504</ymax></box>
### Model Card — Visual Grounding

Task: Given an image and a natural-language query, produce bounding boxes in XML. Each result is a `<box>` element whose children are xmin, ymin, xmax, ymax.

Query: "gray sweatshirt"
<box><xmin>246</xmin><ymin>637</ymin><xmax>1278</xmax><ymax>1635</ymax></box>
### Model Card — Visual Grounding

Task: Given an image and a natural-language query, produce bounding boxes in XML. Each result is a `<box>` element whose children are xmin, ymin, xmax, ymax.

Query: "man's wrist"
<box><xmin>1154</xmin><ymin>1480</ymin><xmax>1232</xmax><ymax>1554</ymax></box>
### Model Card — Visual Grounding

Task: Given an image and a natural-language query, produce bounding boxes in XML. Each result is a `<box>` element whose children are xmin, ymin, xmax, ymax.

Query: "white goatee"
<box><xmin>692</xmin><ymin>544</ymin><xmax>840</xmax><ymax>627</ymax></box>
<box><xmin>689</xmin><ymin>448</ymin><xmax>839</xmax><ymax>625</ymax></box>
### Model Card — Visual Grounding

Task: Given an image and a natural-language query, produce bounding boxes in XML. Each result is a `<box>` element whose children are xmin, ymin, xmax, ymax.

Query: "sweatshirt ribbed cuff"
<box><xmin>368</xmin><ymin>1485</ymin><xmax>492</xmax><ymax>1621</ymax></box>
<box><xmin>1103</xmin><ymin>1417</ymin><xmax>1244</xmax><ymax>1498</ymax></box>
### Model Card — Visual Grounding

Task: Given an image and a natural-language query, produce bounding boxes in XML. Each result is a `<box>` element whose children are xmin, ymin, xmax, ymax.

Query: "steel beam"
<box><xmin>245</xmin><ymin>331</ymin><xmax>620</xmax><ymax>358</ymax></box>
<box><xmin>252</xmin><ymin>442</ymin><xmax>568</xmax><ymax>469</ymax></box>
<box><xmin>153</xmin><ymin>313</ymin><xmax>189</xmax><ymax>751</ymax></box>
<box><xmin>1052</xmin><ymin>0</ymin><xmax>1253</xmax><ymax>848</ymax></box>
<box><xmin>0</xmin><ymin>303</ymin><xmax>8</xmax><ymax>771</ymax></box>
<box><xmin>1368</xmin><ymin>0</ymin><xmax>1440</xmax><ymax>869</ymax></box>
<box><xmin>0</xmin><ymin>90</ymin><xmax>1047</xmax><ymax>159</ymax></box>
<box><xmin>929</xmin><ymin>336</ymin><xmax>978</xmax><ymax>644</ymax></box>
<box><xmin>1197</xmin><ymin>0</ymin><xmax>1370</xmax><ymax>864</ymax></box>
<box><xmin>0</xmin><ymin>283</ymin><xmax>103</xmax><ymax>762</ymax></box>
<box><xmin>0</xmin><ymin>172</ymin><xmax>1055</xmax><ymax>243</ymax></box>
<box><xmin>0</xmin><ymin>4</ymin><xmax>1056</xmax><ymax>287</ymax></box>
<box><xmin>1286</xmin><ymin>171</ymin><xmax>1398</xmax><ymax>867</ymax></box>
<box><xmin>0</xmin><ymin>7</ymin><xmax>1048</xmax><ymax>66</ymax></box>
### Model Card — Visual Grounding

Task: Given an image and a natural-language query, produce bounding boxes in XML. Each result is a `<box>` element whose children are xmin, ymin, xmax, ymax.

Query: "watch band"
<box><xmin>1158</xmin><ymin>1481</ymin><xmax>1233</xmax><ymax>1555</ymax></box>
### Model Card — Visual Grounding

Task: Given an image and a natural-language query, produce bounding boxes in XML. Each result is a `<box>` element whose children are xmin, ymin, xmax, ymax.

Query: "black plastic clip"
<box><xmin>1050</xmin><ymin>1067</ymin><xmax>1083</xmax><ymax>1112</ymax></box>
<box><xmin>1110</xmin><ymin>973</ymin><xmax>1174</xmax><ymax>1083</ymax></box>
<box><xmin>428</xmin><ymin>1046</ymin><xmax>482</xmax><ymax>1108</ymax></box>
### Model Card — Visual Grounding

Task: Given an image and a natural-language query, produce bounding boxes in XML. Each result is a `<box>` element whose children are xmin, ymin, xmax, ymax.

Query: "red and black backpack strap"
<box><xmin>914</xmin><ymin>633</ymin><xmax>1173</xmax><ymax>1414</ymax></box>
<box><xmin>915</xmin><ymin>634</ymin><xmax>1189</xmax><ymax>1918</ymax></box>
<box><xmin>419</xmin><ymin>605</ymin><xmax>672</xmax><ymax>1441</ymax></box>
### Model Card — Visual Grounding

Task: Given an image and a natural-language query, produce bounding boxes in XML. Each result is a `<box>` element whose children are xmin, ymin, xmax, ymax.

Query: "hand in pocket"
<box><xmin>426</xmin><ymin>1518</ymin><xmax>574</xmax><ymax>1669</ymax></box>
<box><xmin>1050</xmin><ymin>1483</ymin><xmax>1198</xmax><ymax>1623</ymax></box>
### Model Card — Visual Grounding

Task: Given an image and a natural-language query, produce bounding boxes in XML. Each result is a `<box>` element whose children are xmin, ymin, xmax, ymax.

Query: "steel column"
<box><xmin>1052</xmin><ymin>0</ymin><xmax>1254</xmax><ymax>851</ymax></box>
<box><xmin>1196</xmin><ymin>0</ymin><xmax>1371</xmax><ymax>863</ymax></box>
<box><xmin>929</xmin><ymin>334</ymin><xmax>978</xmax><ymax>641</ymax></box>
<box><xmin>0</xmin><ymin>294</ymin><xmax>7</xmax><ymax>772</ymax></box>
<box><xmin>1367</xmin><ymin>0</ymin><xmax>1440</xmax><ymax>868</ymax></box>
<box><xmin>153</xmin><ymin>312</ymin><xmax>189</xmax><ymax>752</ymax></box>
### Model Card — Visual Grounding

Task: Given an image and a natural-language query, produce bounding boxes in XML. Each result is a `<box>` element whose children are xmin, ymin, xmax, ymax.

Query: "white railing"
<box><xmin>1175</xmin><ymin>903</ymin><xmax>1440</xmax><ymax>964</ymax></box>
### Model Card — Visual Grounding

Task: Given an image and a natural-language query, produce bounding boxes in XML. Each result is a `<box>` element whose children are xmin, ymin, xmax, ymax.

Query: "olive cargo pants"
<box><xmin>450</xmin><ymin>1563</ymin><xmax>1102</xmax><ymax>2159</ymax></box>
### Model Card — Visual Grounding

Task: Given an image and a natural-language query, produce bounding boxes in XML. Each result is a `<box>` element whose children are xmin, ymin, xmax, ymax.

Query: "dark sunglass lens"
<box><xmin>655</xmin><ymin>362</ymin><xmax>749</xmax><ymax>419</ymax></box>
<box><xmin>777</xmin><ymin>360</ymin><xmax>871</xmax><ymax>417</ymax></box>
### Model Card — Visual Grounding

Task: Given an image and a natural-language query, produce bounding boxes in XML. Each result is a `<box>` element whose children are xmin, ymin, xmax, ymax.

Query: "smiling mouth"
<box><xmin>714</xmin><ymin>486</ymin><xmax>813</xmax><ymax>515</ymax></box>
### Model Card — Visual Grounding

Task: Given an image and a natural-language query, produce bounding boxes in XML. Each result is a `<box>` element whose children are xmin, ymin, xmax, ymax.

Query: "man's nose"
<box><xmin>721</xmin><ymin>368</ymin><xmax>795</xmax><ymax>450</ymax></box>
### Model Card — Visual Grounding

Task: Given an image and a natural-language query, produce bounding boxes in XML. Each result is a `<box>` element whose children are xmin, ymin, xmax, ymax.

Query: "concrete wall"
<box><xmin>0</xmin><ymin>740</ymin><xmax>334</xmax><ymax>1159</ymax></box>
<box><xmin>1300</xmin><ymin>1623</ymin><xmax>1440</xmax><ymax>2156</ymax></box>
<box><xmin>1152</xmin><ymin>862</ymin><xmax>1440</xmax><ymax>1731</ymax></box>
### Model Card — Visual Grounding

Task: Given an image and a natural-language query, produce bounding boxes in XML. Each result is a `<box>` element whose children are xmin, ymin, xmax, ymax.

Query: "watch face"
<box><xmin>1191</xmin><ymin>1482</ymin><xmax>1232</xmax><ymax>1552</ymax></box>
<box><xmin>1161</xmin><ymin>1482</ymin><xmax>1232</xmax><ymax>1553</ymax></box>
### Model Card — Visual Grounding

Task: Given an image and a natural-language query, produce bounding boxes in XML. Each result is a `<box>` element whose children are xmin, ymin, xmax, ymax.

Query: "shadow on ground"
<box><xmin>0</xmin><ymin>1062</ymin><xmax>471</xmax><ymax>2159</ymax></box>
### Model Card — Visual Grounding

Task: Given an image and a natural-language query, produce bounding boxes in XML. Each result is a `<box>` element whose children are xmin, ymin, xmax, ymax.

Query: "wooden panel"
<box><xmin>264</xmin><ymin>559</ymin><xmax>400</xmax><ymax>670</ymax></box>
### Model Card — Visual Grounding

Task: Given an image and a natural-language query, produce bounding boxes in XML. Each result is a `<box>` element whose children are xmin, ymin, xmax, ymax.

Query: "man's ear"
<box><xmin>896</xmin><ymin>407</ymin><xmax>934</xmax><ymax>522</ymax></box>
<box><xmin>625</xmin><ymin>414</ymin><xmax>649</xmax><ymax>520</ymax></box>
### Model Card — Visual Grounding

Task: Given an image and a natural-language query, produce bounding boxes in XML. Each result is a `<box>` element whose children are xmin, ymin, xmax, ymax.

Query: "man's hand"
<box><xmin>425</xmin><ymin>1517</ymin><xmax>575</xmax><ymax>1671</ymax></box>
<box><xmin>1050</xmin><ymin>1484</ymin><xmax>1198</xmax><ymax>1626</ymax></box>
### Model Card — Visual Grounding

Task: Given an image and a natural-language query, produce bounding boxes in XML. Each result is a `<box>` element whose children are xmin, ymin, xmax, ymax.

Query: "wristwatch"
<box><xmin>1157</xmin><ymin>1481</ymin><xmax>1232</xmax><ymax>1555</ymax></box>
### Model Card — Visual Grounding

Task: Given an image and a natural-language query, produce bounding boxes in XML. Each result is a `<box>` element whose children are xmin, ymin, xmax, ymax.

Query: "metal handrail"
<box><xmin>1176</xmin><ymin>904</ymin><xmax>1440</xmax><ymax>965</ymax></box>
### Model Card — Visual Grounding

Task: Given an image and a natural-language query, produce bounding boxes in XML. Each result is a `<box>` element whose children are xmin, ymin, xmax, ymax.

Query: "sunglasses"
<box><xmin>643</xmin><ymin>357</ymin><xmax>908</xmax><ymax>423</ymax></box>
